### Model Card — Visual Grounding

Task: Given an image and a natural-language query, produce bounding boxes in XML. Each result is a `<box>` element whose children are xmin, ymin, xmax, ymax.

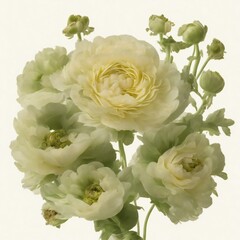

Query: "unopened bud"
<box><xmin>207</xmin><ymin>39</ymin><xmax>225</xmax><ymax>60</ymax></box>
<box><xmin>200</xmin><ymin>70</ymin><xmax>225</xmax><ymax>94</ymax></box>
<box><xmin>147</xmin><ymin>14</ymin><xmax>174</xmax><ymax>35</ymax></box>
<box><xmin>63</xmin><ymin>15</ymin><xmax>93</xmax><ymax>39</ymax></box>
<box><xmin>178</xmin><ymin>21</ymin><xmax>207</xmax><ymax>44</ymax></box>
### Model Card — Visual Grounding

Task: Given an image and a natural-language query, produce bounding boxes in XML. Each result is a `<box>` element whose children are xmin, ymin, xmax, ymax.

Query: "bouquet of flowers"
<box><xmin>11</xmin><ymin>14</ymin><xmax>234</xmax><ymax>240</ymax></box>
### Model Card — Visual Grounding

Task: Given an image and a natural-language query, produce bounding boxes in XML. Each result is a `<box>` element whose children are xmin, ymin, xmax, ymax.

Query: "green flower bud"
<box><xmin>207</xmin><ymin>39</ymin><xmax>225</xmax><ymax>59</ymax></box>
<box><xmin>63</xmin><ymin>15</ymin><xmax>93</xmax><ymax>39</ymax></box>
<box><xmin>147</xmin><ymin>14</ymin><xmax>174</xmax><ymax>35</ymax></box>
<box><xmin>178</xmin><ymin>21</ymin><xmax>207</xmax><ymax>44</ymax></box>
<box><xmin>200</xmin><ymin>70</ymin><xmax>225</xmax><ymax>94</ymax></box>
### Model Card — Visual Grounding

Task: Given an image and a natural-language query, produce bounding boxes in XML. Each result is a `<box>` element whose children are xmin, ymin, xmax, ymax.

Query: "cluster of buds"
<box><xmin>147</xmin><ymin>14</ymin><xmax>226</xmax><ymax>102</ymax></box>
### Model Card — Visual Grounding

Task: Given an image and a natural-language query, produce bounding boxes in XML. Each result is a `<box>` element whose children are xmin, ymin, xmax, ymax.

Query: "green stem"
<box><xmin>188</xmin><ymin>46</ymin><xmax>196</xmax><ymax>71</ymax></box>
<box><xmin>196</xmin><ymin>56</ymin><xmax>211</xmax><ymax>80</ymax></box>
<box><xmin>195</xmin><ymin>93</ymin><xmax>212</xmax><ymax>115</ymax></box>
<box><xmin>143</xmin><ymin>204</ymin><xmax>155</xmax><ymax>240</ymax></box>
<box><xmin>118</xmin><ymin>140</ymin><xmax>127</xmax><ymax>169</ymax></box>
<box><xmin>192</xmin><ymin>44</ymin><xmax>201</xmax><ymax>77</ymax></box>
<box><xmin>165</xmin><ymin>45</ymin><xmax>171</xmax><ymax>63</ymax></box>
<box><xmin>77</xmin><ymin>32</ymin><xmax>82</xmax><ymax>41</ymax></box>
<box><xmin>118</xmin><ymin>140</ymin><xmax>141</xmax><ymax>236</ymax></box>
<box><xmin>134</xmin><ymin>199</ymin><xmax>141</xmax><ymax>236</ymax></box>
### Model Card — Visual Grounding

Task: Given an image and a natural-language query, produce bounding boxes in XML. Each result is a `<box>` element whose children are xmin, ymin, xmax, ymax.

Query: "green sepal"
<box><xmin>118</xmin><ymin>131</ymin><xmax>135</xmax><ymax>146</ymax></box>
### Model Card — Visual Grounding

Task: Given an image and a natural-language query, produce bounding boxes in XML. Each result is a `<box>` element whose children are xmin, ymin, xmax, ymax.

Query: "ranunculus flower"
<box><xmin>52</xmin><ymin>35</ymin><xmax>189</xmax><ymax>132</ymax></box>
<box><xmin>10</xmin><ymin>102</ymin><xmax>116</xmax><ymax>190</ymax></box>
<box><xmin>17</xmin><ymin>47</ymin><xmax>69</xmax><ymax>108</ymax></box>
<box><xmin>132</xmin><ymin>132</ymin><xmax>226</xmax><ymax>223</ymax></box>
<box><xmin>41</xmin><ymin>162</ymin><xmax>127</xmax><ymax>221</ymax></box>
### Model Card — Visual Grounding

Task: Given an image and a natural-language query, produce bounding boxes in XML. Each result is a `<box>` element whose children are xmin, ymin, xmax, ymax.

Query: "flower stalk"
<box><xmin>143</xmin><ymin>204</ymin><xmax>155</xmax><ymax>240</ymax></box>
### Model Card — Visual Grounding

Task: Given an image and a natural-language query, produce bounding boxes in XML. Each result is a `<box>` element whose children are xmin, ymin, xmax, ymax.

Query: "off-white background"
<box><xmin>1</xmin><ymin>0</ymin><xmax>239</xmax><ymax>239</ymax></box>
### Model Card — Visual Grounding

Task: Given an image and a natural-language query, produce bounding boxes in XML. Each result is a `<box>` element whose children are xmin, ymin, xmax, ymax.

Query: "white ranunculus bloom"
<box><xmin>17</xmin><ymin>47</ymin><xmax>69</xmax><ymax>107</ymax></box>
<box><xmin>133</xmin><ymin>133</ymin><xmax>226</xmax><ymax>223</ymax></box>
<box><xmin>41</xmin><ymin>162</ymin><xmax>126</xmax><ymax>221</ymax></box>
<box><xmin>52</xmin><ymin>35</ymin><xmax>189</xmax><ymax>132</ymax></box>
<box><xmin>10</xmin><ymin>102</ymin><xmax>116</xmax><ymax>190</ymax></box>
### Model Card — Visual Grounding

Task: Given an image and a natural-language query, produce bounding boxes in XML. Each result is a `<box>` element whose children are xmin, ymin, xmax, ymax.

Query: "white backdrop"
<box><xmin>1</xmin><ymin>0</ymin><xmax>240</xmax><ymax>239</ymax></box>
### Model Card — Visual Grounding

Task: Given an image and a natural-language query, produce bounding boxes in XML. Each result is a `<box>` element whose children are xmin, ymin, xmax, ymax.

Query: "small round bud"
<box><xmin>200</xmin><ymin>70</ymin><xmax>225</xmax><ymax>94</ymax></box>
<box><xmin>178</xmin><ymin>21</ymin><xmax>207</xmax><ymax>44</ymax></box>
<box><xmin>207</xmin><ymin>39</ymin><xmax>225</xmax><ymax>60</ymax></box>
<box><xmin>147</xmin><ymin>14</ymin><xmax>174</xmax><ymax>35</ymax></box>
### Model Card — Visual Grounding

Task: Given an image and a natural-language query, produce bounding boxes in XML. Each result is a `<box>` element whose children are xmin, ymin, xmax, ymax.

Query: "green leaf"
<box><xmin>114</xmin><ymin>204</ymin><xmax>139</xmax><ymax>231</ymax></box>
<box><xmin>205</xmin><ymin>108</ymin><xmax>234</xmax><ymax>136</ymax></box>
<box><xmin>112</xmin><ymin>231</ymin><xmax>143</xmax><ymax>240</ymax></box>
<box><xmin>160</xmin><ymin>36</ymin><xmax>191</xmax><ymax>53</ymax></box>
<box><xmin>181</xmin><ymin>65</ymin><xmax>194</xmax><ymax>86</ymax></box>
<box><xmin>152</xmin><ymin>200</ymin><xmax>170</xmax><ymax>216</ymax></box>
<box><xmin>94</xmin><ymin>218</ymin><xmax>121</xmax><ymax>240</ymax></box>
<box><xmin>94</xmin><ymin>204</ymin><xmax>139</xmax><ymax>240</ymax></box>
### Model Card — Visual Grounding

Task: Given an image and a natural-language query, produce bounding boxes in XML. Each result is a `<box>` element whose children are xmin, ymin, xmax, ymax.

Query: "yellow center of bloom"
<box><xmin>181</xmin><ymin>157</ymin><xmax>203</xmax><ymax>172</ymax></box>
<box><xmin>89</xmin><ymin>62</ymin><xmax>159</xmax><ymax>113</ymax></box>
<box><xmin>83</xmin><ymin>183</ymin><xmax>104</xmax><ymax>205</ymax></box>
<box><xmin>41</xmin><ymin>129</ymin><xmax>71</xmax><ymax>149</ymax></box>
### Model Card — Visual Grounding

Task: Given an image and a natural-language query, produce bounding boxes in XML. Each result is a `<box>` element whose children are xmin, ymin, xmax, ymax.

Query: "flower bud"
<box><xmin>63</xmin><ymin>15</ymin><xmax>90</xmax><ymax>38</ymax></box>
<box><xmin>178</xmin><ymin>21</ymin><xmax>207</xmax><ymax>44</ymax></box>
<box><xmin>147</xmin><ymin>14</ymin><xmax>174</xmax><ymax>35</ymax></box>
<box><xmin>207</xmin><ymin>39</ymin><xmax>225</xmax><ymax>60</ymax></box>
<box><xmin>200</xmin><ymin>70</ymin><xmax>225</xmax><ymax>94</ymax></box>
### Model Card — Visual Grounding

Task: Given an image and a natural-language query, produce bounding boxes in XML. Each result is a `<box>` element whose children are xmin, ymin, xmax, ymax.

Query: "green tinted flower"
<box><xmin>10</xmin><ymin>102</ymin><xmax>115</xmax><ymax>190</ymax></box>
<box><xmin>41</xmin><ymin>162</ymin><xmax>126</xmax><ymax>220</ymax></box>
<box><xmin>17</xmin><ymin>47</ymin><xmax>69</xmax><ymax>96</ymax></box>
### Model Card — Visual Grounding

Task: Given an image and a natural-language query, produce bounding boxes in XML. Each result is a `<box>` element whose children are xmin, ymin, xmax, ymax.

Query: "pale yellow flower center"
<box><xmin>181</xmin><ymin>157</ymin><xmax>203</xmax><ymax>172</ymax></box>
<box><xmin>41</xmin><ymin>129</ymin><xmax>71</xmax><ymax>149</ymax></box>
<box><xmin>83</xmin><ymin>183</ymin><xmax>104</xmax><ymax>205</ymax></box>
<box><xmin>89</xmin><ymin>62</ymin><xmax>159</xmax><ymax>112</ymax></box>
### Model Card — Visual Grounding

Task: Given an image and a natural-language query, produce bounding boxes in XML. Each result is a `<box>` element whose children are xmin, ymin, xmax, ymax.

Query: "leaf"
<box><xmin>205</xmin><ymin>108</ymin><xmax>234</xmax><ymax>136</ymax></box>
<box><xmin>160</xmin><ymin>36</ymin><xmax>191</xmax><ymax>53</ymax></box>
<box><xmin>112</xmin><ymin>231</ymin><xmax>143</xmax><ymax>240</ymax></box>
<box><xmin>94</xmin><ymin>218</ymin><xmax>121</xmax><ymax>240</ymax></box>
<box><xmin>94</xmin><ymin>204</ymin><xmax>139</xmax><ymax>240</ymax></box>
<box><xmin>152</xmin><ymin>200</ymin><xmax>170</xmax><ymax>216</ymax></box>
<box><xmin>114</xmin><ymin>204</ymin><xmax>139</xmax><ymax>231</ymax></box>
<box><xmin>181</xmin><ymin>65</ymin><xmax>194</xmax><ymax>86</ymax></box>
